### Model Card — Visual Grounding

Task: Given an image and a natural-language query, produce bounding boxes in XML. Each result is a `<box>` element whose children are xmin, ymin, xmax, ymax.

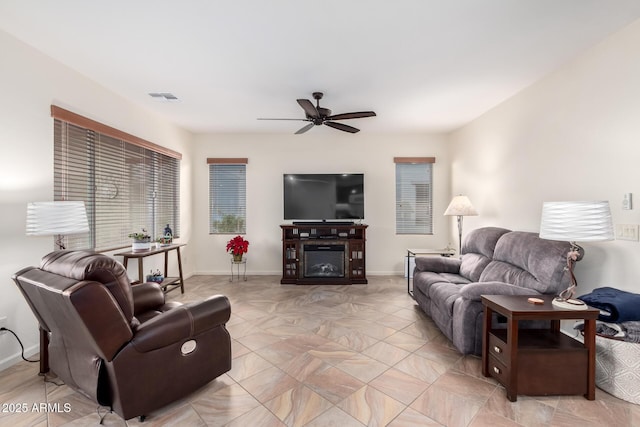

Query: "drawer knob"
<box><xmin>493</xmin><ymin>366</ymin><xmax>501</xmax><ymax>374</ymax></box>
<box><xmin>493</xmin><ymin>346</ymin><xmax>502</xmax><ymax>354</ymax></box>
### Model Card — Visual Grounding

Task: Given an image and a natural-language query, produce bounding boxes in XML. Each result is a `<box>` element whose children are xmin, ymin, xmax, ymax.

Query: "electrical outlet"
<box><xmin>0</xmin><ymin>316</ymin><xmax>6</xmax><ymax>330</ymax></box>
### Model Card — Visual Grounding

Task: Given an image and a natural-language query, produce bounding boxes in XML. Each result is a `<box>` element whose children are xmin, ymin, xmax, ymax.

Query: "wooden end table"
<box><xmin>481</xmin><ymin>294</ymin><xmax>599</xmax><ymax>402</ymax></box>
<box><xmin>115</xmin><ymin>244</ymin><xmax>185</xmax><ymax>294</ymax></box>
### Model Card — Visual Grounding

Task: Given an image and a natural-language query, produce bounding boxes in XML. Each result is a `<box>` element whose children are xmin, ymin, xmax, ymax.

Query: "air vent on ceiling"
<box><xmin>148</xmin><ymin>92</ymin><xmax>179</xmax><ymax>102</ymax></box>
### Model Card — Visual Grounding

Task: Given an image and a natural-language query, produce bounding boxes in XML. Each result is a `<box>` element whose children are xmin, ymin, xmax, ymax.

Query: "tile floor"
<box><xmin>1</xmin><ymin>275</ymin><xmax>638</xmax><ymax>426</ymax></box>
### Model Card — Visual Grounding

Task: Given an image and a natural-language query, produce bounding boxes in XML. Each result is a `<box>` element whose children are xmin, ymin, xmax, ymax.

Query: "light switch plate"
<box><xmin>623</xmin><ymin>193</ymin><xmax>633</xmax><ymax>210</ymax></box>
<box><xmin>616</xmin><ymin>224</ymin><xmax>639</xmax><ymax>241</ymax></box>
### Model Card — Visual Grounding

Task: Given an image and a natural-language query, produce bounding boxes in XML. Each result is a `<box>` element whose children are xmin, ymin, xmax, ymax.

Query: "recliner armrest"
<box><xmin>459</xmin><ymin>281</ymin><xmax>541</xmax><ymax>301</ymax></box>
<box><xmin>185</xmin><ymin>295</ymin><xmax>232</xmax><ymax>333</ymax></box>
<box><xmin>414</xmin><ymin>256</ymin><xmax>461</xmax><ymax>274</ymax></box>
<box><xmin>131</xmin><ymin>295</ymin><xmax>231</xmax><ymax>352</ymax></box>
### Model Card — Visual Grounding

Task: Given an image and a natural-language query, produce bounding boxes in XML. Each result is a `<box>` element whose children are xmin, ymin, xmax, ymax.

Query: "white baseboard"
<box><xmin>191</xmin><ymin>270</ymin><xmax>281</xmax><ymax>276</ymax></box>
<box><xmin>0</xmin><ymin>343</ymin><xmax>39</xmax><ymax>372</ymax></box>
<box><xmin>191</xmin><ymin>271</ymin><xmax>402</xmax><ymax>277</ymax></box>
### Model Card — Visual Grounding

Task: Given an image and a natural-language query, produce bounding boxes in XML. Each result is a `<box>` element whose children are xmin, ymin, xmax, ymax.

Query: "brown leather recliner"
<box><xmin>12</xmin><ymin>250</ymin><xmax>232</xmax><ymax>421</ymax></box>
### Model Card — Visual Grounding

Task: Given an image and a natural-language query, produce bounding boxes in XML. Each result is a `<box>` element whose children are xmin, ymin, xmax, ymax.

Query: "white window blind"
<box><xmin>395</xmin><ymin>157</ymin><xmax>434</xmax><ymax>234</ymax></box>
<box><xmin>208</xmin><ymin>159</ymin><xmax>247</xmax><ymax>234</ymax></box>
<box><xmin>53</xmin><ymin>107</ymin><xmax>180</xmax><ymax>251</ymax></box>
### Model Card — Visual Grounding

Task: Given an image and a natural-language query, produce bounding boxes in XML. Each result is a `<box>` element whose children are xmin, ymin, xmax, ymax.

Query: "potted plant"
<box><xmin>226</xmin><ymin>235</ymin><xmax>249</xmax><ymax>262</ymax></box>
<box><xmin>128</xmin><ymin>229</ymin><xmax>151</xmax><ymax>251</ymax></box>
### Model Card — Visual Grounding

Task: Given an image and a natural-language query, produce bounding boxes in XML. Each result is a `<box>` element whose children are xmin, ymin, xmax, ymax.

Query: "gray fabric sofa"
<box><xmin>412</xmin><ymin>226</ymin><xmax>580</xmax><ymax>355</ymax></box>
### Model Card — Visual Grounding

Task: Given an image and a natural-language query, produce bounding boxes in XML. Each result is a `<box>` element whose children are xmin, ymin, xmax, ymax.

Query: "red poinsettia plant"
<box><xmin>226</xmin><ymin>235</ymin><xmax>249</xmax><ymax>256</ymax></box>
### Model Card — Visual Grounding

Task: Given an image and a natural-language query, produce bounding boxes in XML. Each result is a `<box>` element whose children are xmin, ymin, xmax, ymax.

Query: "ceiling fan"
<box><xmin>258</xmin><ymin>92</ymin><xmax>376</xmax><ymax>134</ymax></box>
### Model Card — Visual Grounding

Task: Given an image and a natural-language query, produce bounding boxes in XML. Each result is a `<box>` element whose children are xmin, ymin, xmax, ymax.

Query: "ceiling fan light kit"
<box><xmin>258</xmin><ymin>91</ymin><xmax>376</xmax><ymax>134</ymax></box>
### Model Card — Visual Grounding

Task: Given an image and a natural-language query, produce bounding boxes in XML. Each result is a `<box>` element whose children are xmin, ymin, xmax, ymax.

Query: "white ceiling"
<box><xmin>2</xmin><ymin>1</ymin><xmax>640</xmax><ymax>134</ymax></box>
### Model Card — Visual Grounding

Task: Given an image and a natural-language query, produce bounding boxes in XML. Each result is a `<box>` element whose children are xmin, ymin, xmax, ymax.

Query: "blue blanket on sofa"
<box><xmin>578</xmin><ymin>287</ymin><xmax>640</xmax><ymax>322</ymax></box>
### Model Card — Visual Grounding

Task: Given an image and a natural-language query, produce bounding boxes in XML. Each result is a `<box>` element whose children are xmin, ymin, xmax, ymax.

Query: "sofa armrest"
<box><xmin>131</xmin><ymin>295</ymin><xmax>231</xmax><ymax>352</ymax></box>
<box><xmin>131</xmin><ymin>282</ymin><xmax>165</xmax><ymax>315</ymax></box>
<box><xmin>459</xmin><ymin>281</ymin><xmax>542</xmax><ymax>301</ymax></box>
<box><xmin>414</xmin><ymin>256</ymin><xmax>461</xmax><ymax>274</ymax></box>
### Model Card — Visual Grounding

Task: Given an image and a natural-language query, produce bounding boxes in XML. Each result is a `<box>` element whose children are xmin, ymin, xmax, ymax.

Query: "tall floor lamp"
<box><xmin>444</xmin><ymin>195</ymin><xmax>478</xmax><ymax>255</ymax></box>
<box><xmin>26</xmin><ymin>201</ymin><xmax>89</xmax><ymax>250</ymax></box>
<box><xmin>539</xmin><ymin>201</ymin><xmax>614</xmax><ymax>309</ymax></box>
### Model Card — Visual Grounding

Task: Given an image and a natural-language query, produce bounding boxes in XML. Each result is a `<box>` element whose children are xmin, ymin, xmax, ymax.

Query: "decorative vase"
<box><xmin>233</xmin><ymin>253</ymin><xmax>243</xmax><ymax>262</ymax></box>
<box><xmin>132</xmin><ymin>239</ymin><xmax>151</xmax><ymax>251</ymax></box>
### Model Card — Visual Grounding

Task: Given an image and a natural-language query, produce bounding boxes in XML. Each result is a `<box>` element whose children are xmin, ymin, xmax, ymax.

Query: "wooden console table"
<box><xmin>482</xmin><ymin>294</ymin><xmax>598</xmax><ymax>401</ymax></box>
<box><xmin>115</xmin><ymin>244</ymin><xmax>185</xmax><ymax>294</ymax></box>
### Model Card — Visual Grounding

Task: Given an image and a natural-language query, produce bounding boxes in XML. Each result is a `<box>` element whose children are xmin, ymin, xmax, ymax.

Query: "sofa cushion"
<box><xmin>429</xmin><ymin>282</ymin><xmax>463</xmax><ymax>316</ymax></box>
<box><xmin>459</xmin><ymin>253</ymin><xmax>492</xmax><ymax>282</ymax></box>
<box><xmin>414</xmin><ymin>271</ymin><xmax>450</xmax><ymax>291</ymax></box>
<box><xmin>459</xmin><ymin>281</ymin><xmax>541</xmax><ymax>301</ymax></box>
<box><xmin>439</xmin><ymin>273</ymin><xmax>471</xmax><ymax>285</ymax></box>
<box><xmin>414</xmin><ymin>272</ymin><xmax>470</xmax><ymax>297</ymax></box>
<box><xmin>459</xmin><ymin>227</ymin><xmax>510</xmax><ymax>281</ymax></box>
<box><xmin>480</xmin><ymin>231</ymin><xmax>573</xmax><ymax>294</ymax></box>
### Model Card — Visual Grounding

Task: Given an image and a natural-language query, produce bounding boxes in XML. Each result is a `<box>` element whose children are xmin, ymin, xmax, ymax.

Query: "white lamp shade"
<box><xmin>539</xmin><ymin>201</ymin><xmax>614</xmax><ymax>242</ymax></box>
<box><xmin>444</xmin><ymin>195</ymin><xmax>478</xmax><ymax>216</ymax></box>
<box><xmin>26</xmin><ymin>201</ymin><xmax>89</xmax><ymax>235</ymax></box>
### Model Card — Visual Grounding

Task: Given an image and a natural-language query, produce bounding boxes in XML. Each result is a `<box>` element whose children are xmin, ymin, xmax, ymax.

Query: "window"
<box><xmin>52</xmin><ymin>106</ymin><xmax>181</xmax><ymax>251</ymax></box>
<box><xmin>208</xmin><ymin>158</ymin><xmax>247</xmax><ymax>234</ymax></box>
<box><xmin>395</xmin><ymin>157</ymin><xmax>435</xmax><ymax>234</ymax></box>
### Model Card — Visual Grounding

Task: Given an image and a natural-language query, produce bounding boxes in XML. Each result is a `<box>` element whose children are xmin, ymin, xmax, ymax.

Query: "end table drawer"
<box><xmin>488</xmin><ymin>333</ymin><xmax>509</xmax><ymax>365</ymax></box>
<box><xmin>488</xmin><ymin>356</ymin><xmax>509</xmax><ymax>385</ymax></box>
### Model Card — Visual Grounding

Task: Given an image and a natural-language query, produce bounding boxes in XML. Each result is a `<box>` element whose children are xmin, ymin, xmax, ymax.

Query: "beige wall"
<box><xmin>0</xmin><ymin>31</ymin><xmax>194</xmax><ymax>369</ymax></box>
<box><xmin>191</xmin><ymin>132</ymin><xmax>451</xmax><ymax>276</ymax></box>
<box><xmin>450</xmin><ymin>19</ymin><xmax>640</xmax><ymax>295</ymax></box>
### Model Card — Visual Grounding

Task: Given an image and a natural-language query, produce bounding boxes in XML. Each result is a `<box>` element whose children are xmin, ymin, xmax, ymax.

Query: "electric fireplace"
<box><xmin>303</xmin><ymin>244</ymin><xmax>345</xmax><ymax>278</ymax></box>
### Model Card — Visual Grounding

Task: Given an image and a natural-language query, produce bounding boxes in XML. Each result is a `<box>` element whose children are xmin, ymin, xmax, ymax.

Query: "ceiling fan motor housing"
<box><xmin>318</xmin><ymin>107</ymin><xmax>331</xmax><ymax>117</ymax></box>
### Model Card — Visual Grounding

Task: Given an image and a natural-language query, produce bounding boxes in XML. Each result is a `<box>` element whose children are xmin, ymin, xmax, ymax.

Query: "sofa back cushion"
<box><xmin>479</xmin><ymin>231</ymin><xmax>575</xmax><ymax>294</ymax></box>
<box><xmin>459</xmin><ymin>227</ymin><xmax>511</xmax><ymax>282</ymax></box>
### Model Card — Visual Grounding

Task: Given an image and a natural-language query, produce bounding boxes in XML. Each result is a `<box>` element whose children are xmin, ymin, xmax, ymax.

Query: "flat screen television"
<box><xmin>283</xmin><ymin>173</ymin><xmax>364</xmax><ymax>221</ymax></box>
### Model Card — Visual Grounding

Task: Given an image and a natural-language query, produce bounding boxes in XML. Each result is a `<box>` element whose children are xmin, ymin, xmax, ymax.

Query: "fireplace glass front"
<box><xmin>303</xmin><ymin>244</ymin><xmax>345</xmax><ymax>278</ymax></box>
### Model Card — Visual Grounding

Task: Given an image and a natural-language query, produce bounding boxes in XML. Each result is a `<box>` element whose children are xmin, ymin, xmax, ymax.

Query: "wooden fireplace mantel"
<box><xmin>280</xmin><ymin>223</ymin><xmax>367</xmax><ymax>285</ymax></box>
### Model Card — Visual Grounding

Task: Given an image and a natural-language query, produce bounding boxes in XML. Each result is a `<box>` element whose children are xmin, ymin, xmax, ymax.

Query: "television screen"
<box><xmin>283</xmin><ymin>174</ymin><xmax>364</xmax><ymax>221</ymax></box>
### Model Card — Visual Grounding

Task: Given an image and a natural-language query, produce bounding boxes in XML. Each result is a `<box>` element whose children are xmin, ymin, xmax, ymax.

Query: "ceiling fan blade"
<box><xmin>257</xmin><ymin>118</ymin><xmax>308</xmax><ymax>121</ymax></box>
<box><xmin>297</xmin><ymin>99</ymin><xmax>319</xmax><ymax>118</ymax></box>
<box><xmin>324</xmin><ymin>121</ymin><xmax>360</xmax><ymax>133</ymax></box>
<box><xmin>326</xmin><ymin>111</ymin><xmax>376</xmax><ymax>121</ymax></box>
<box><xmin>295</xmin><ymin>123</ymin><xmax>315</xmax><ymax>134</ymax></box>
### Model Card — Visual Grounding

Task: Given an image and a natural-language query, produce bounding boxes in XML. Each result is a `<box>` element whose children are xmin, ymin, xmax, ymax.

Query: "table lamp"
<box><xmin>539</xmin><ymin>201</ymin><xmax>614</xmax><ymax>310</ymax></box>
<box><xmin>26</xmin><ymin>201</ymin><xmax>89</xmax><ymax>250</ymax></box>
<box><xmin>444</xmin><ymin>195</ymin><xmax>478</xmax><ymax>255</ymax></box>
